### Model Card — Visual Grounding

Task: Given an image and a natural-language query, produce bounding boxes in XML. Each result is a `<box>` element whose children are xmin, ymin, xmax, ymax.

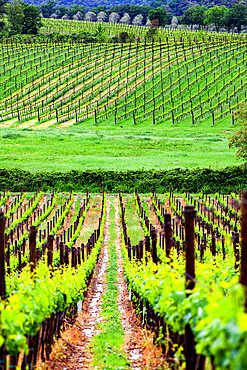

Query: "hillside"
<box><xmin>23</xmin><ymin>0</ymin><xmax>244</xmax><ymax>14</ymax></box>
<box><xmin>0</xmin><ymin>22</ymin><xmax>245</xmax><ymax>175</ymax></box>
<box><xmin>23</xmin><ymin>0</ymin><xmax>152</xmax><ymax>10</ymax></box>
<box><xmin>1</xmin><ymin>23</ymin><xmax>246</xmax><ymax>128</ymax></box>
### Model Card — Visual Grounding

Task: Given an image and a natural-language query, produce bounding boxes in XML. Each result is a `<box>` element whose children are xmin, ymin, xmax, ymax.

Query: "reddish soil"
<box><xmin>38</xmin><ymin>196</ymin><xmax>167</xmax><ymax>369</ymax></box>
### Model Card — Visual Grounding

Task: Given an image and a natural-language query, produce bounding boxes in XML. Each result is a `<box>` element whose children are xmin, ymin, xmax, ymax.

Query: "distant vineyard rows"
<box><xmin>0</xmin><ymin>28</ymin><xmax>247</xmax><ymax>127</ymax></box>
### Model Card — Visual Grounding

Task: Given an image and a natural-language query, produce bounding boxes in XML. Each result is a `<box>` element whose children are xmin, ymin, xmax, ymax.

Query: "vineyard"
<box><xmin>1</xmin><ymin>188</ymin><xmax>247</xmax><ymax>368</ymax></box>
<box><xmin>1</xmin><ymin>18</ymin><xmax>247</xmax><ymax>369</ymax></box>
<box><xmin>0</xmin><ymin>25</ymin><xmax>247</xmax><ymax>128</ymax></box>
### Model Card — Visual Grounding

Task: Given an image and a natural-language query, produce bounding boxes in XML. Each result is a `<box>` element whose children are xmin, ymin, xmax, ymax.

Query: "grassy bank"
<box><xmin>0</xmin><ymin>120</ymin><xmax>241</xmax><ymax>172</ymax></box>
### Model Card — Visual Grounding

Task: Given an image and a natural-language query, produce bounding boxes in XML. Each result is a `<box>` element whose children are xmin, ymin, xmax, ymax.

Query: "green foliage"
<box><xmin>223</xmin><ymin>3</ymin><xmax>247</xmax><ymax>32</ymax></box>
<box><xmin>5</xmin><ymin>0</ymin><xmax>24</xmax><ymax>34</ymax></box>
<box><xmin>181</xmin><ymin>5</ymin><xmax>207</xmax><ymax>26</ymax></box>
<box><xmin>5</xmin><ymin>0</ymin><xmax>42</xmax><ymax>34</ymax></box>
<box><xmin>168</xmin><ymin>0</ymin><xmax>246</xmax><ymax>18</ymax></box>
<box><xmin>167</xmin><ymin>0</ymin><xmax>189</xmax><ymax>17</ymax></box>
<box><xmin>145</xmin><ymin>23</ymin><xmax>159</xmax><ymax>39</ymax></box>
<box><xmin>56</xmin><ymin>4</ymin><xmax>67</xmax><ymax>18</ymax></box>
<box><xmin>55</xmin><ymin>3</ymin><xmax>85</xmax><ymax>19</ymax></box>
<box><xmin>40</xmin><ymin>0</ymin><xmax>56</xmax><ymax>17</ymax></box>
<box><xmin>148</xmin><ymin>7</ymin><xmax>167</xmax><ymax>26</ymax></box>
<box><xmin>178</xmin><ymin>2</ymin><xmax>247</xmax><ymax>30</ymax></box>
<box><xmin>150</xmin><ymin>0</ymin><xmax>167</xmax><ymax>10</ymax></box>
<box><xmin>93</xmin><ymin>24</ymin><xmax>106</xmax><ymax>42</ymax></box>
<box><xmin>204</xmin><ymin>6</ymin><xmax>227</xmax><ymax>31</ymax></box>
<box><xmin>22</xmin><ymin>2</ymin><xmax>42</xmax><ymax>34</ymax></box>
<box><xmin>229</xmin><ymin>104</ymin><xmax>247</xmax><ymax>160</ymax></box>
<box><xmin>120</xmin><ymin>222</ymin><xmax>247</xmax><ymax>368</ymax></box>
<box><xmin>0</xmin><ymin>166</ymin><xmax>246</xmax><ymax>193</ymax></box>
<box><xmin>91</xmin><ymin>5</ymin><xmax>108</xmax><ymax>15</ymax></box>
<box><xmin>2</xmin><ymin>197</ymin><xmax>106</xmax><ymax>356</ymax></box>
<box><xmin>0</xmin><ymin>0</ymin><xmax>8</xmax><ymax>30</ymax></box>
<box><xmin>119</xmin><ymin>30</ymin><xmax>129</xmax><ymax>42</ymax></box>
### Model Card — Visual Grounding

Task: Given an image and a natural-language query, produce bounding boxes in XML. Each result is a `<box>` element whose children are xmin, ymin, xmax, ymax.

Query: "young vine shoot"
<box><xmin>0</xmin><ymin>188</ymin><xmax>246</xmax><ymax>368</ymax></box>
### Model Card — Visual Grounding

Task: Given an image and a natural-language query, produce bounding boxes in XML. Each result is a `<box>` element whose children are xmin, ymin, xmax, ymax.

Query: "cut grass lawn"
<box><xmin>0</xmin><ymin>116</ymin><xmax>242</xmax><ymax>173</ymax></box>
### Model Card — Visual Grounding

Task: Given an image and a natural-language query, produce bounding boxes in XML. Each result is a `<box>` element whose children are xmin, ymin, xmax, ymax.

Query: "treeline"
<box><xmin>1</xmin><ymin>0</ymin><xmax>247</xmax><ymax>36</ymax></box>
<box><xmin>40</xmin><ymin>1</ymin><xmax>169</xmax><ymax>26</ymax></box>
<box><xmin>40</xmin><ymin>0</ymin><xmax>247</xmax><ymax>33</ymax></box>
<box><xmin>20</xmin><ymin>0</ymin><xmax>246</xmax><ymax>15</ymax></box>
<box><xmin>0</xmin><ymin>166</ymin><xmax>246</xmax><ymax>193</ymax></box>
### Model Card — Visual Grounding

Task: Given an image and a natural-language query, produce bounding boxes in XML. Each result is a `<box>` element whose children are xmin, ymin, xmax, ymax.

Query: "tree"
<box><xmin>119</xmin><ymin>13</ymin><xmax>130</xmax><ymax>24</ymax></box>
<box><xmin>22</xmin><ymin>3</ymin><xmax>42</xmax><ymax>34</ymax></box>
<box><xmin>223</xmin><ymin>3</ymin><xmax>247</xmax><ymax>32</ymax></box>
<box><xmin>145</xmin><ymin>21</ymin><xmax>159</xmax><ymax>40</ymax></box>
<box><xmin>204</xmin><ymin>6</ymin><xmax>227</xmax><ymax>31</ymax></box>
<box><xmin>0</xmin><ymin>0</ymin><xmax>8</xmax><ymax>30</ymax></box>
<box><xmin>109</xmin><ymin>12</ymin><xmax>120</xmax><ymax>23</ymax></box>
<box><xmin>6</xmin><ymin>0</ymin><xmax>41</xmax><ymax>34</ymax></box>
<box><xmin>6</xmin><ymin>0</ymin><xmax>24</xmax><ymax>34</ymax></box>
<box><xmin>68</xmin><ymin>4</ymin><xmax>84</xmax><ymax>18</ymax></box>
<box><xmin>132</xmin><ymin>14</ymin><xmax>143</xmax><ymax>25</ymax></box>
<box><xmin>171</xmin><ymin>16</ymin><xmax>178</xmax><ymax>28</ymax></box>
<box><xmin>180</xmin><ymin>7</ymin><xmax>194</xmax><ymax>25</ymax></box>
<box><xmin>97</xmin><ymin>11</ymin><xmax>107</xmax><ymax>22</ymax></box>
<box><xmin>93</xmin><ymin>24</ymin><xmax>106</xmax><ymax>42</ymax></box>
<box><xmin>57</xmin><ymin>5</ymin><xmax>68</xmax><ymax>18</ymax></box>
<box><xmin>229</xmin><ymin>104</ymin><xmax>247</xmax><ymax>160</ymax></box>
<box><xmin>181</xmin><ymin>5</ymin><xmax>206</xmax><ymax>27</ymax></box>
<box><xmin>40</xmin><ymin>0</ymin><xmax>56</xmax><ymax>18</ymax></box>
<box><xmin>91</xmin><ymin>5</ymin><xmax>108</xmax><ymax>15</ymax></box>
<box><xmin>119</xmin><ymin>31</ymin><xmax>128</xmax><ymax>42</ymax></box>
<box><xmin>85</xmin><ymin>11</ymin><xmax>96</xmax><ymax>22</ymax></box>
<box><xmin>148</xmin><ymin>7</ymin><xmax>167</xmax><ymax>27</ymax></box>
<box><xmin>109</xmin><ymin>4</ymin><xmax>151</xmax><ymax>20</ymax></box>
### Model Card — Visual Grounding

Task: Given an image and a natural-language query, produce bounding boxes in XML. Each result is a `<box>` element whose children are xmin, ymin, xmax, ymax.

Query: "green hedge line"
<box><xmin>0</xmin><ymin>166</ymin><xmax>246</xmax><ymax>193</ymax></box>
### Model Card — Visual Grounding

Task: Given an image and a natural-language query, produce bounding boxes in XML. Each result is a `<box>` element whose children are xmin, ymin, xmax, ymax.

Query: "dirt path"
<box><xmin>40</xmin><ymin>195</ymin><xmax>166</xmax><ymax>369</ymax></box>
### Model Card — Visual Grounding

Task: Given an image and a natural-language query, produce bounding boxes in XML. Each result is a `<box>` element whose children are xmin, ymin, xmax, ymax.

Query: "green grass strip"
<box><xmin>91</xmin><ymin>200</ymin><xmax>130</xmax><ymax>369</ymax></box>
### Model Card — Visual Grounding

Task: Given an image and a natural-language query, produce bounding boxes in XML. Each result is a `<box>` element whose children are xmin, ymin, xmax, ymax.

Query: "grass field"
<box><xmin>0</xmin><ymin>118</ymin><xmax>241</xmax><ymax>172</ymax></box>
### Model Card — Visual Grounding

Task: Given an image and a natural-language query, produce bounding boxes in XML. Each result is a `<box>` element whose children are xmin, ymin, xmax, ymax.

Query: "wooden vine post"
<box><xmin>59</xmin><ymin>242</ymin><xmax>64</xmax><ymax>266</ymax></box>
<box><xmin>47</xmin><ymin>235</ymin><xmax>54</xmax><ymax>269</ymax></box>
<box><xmin>183</xmin><ymin>205</ymin><xmax>197</xmax><ymax>370</ymax></box>
<box><xmin>0</xmin><ymin>212</ymin><xmax>6</xmax><ymax>300</ymax></box>
<box><xmin>150</xmin><ymin>227</ymin><xmax>157</xmax><ymax>264</ymax></box>
<box><xmin>233</xmin><ymin>232</ymin><xmax>240</xmax><ymax>270</ymax></box>
<box><xmin>240</xmin><ymin>190</ymin><xmax>247</xmax><ymax>312</ymax></box>
<box><xmin>145</xmin><ymin>235</ymin><xmax>150</xmax><ymax>264</ymax></box>
<box><xmin>164</xmin><ymin>213</ymin><xmax>172</xmax><ymax>261</ymax></box>
<box><xmin>29</xmin><ymin>226</ymin><xmax>37</xmax><ymax>274</ymax></box>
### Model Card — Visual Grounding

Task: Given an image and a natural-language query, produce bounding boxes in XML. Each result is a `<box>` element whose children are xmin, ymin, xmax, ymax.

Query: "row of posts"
<box><xmin>121</xmin><ymin>189</ymin><xmax>247</xmax><ymax>369</ymax></box>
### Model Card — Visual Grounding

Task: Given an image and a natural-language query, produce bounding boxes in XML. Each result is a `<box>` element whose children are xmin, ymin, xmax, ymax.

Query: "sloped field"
<box><xmin>1</xmin><ymin>33</ymin><xmax>247</xmax><ymax>128</ymax></box>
